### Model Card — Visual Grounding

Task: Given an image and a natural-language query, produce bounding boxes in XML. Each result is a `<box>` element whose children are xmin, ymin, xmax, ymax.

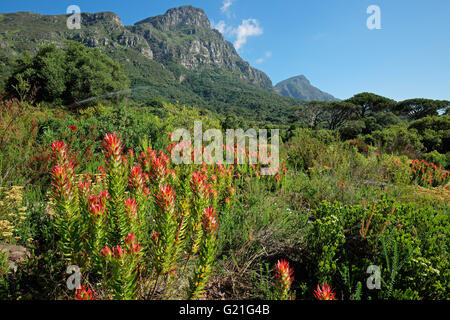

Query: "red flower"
<box><xmin>190</xmin><ymin>171</ymin><xmax>211</xmax><ymax>199</ymax></box>
<box><xmin>102</xmin><ymin>132</ymin><xmax>123</xmax><ymax>166</ymax></box>
<box><xmin>75</xmin><ymin>285</ymin><xmax>96</xmax><ymax>300</ymax></box>
<box><xmin>129</xmin><ymin>165</ymin><xmax>144</xmax><ymax>190</ymax></box>
<box><xmin>125</xmin><ymin>233</ymin><xmax>141</xmax><ymax>254</ymax></box>
<box><xmin>101</xmin><ymin>246</ymin><xmax>112</xmax><ymax>258</ymax></box>
<box><xmin>51</xmin><ymin>164</ymin><xmax>75</xmax><ymax>199</ymax></box>
<box><xmin>113</xmin><ymin>245</ymin><xmax>124</xmax><ymax>259</ymax></box>
<box><xmin>50</xmin><ymin>140</ymin><xmax>71</xmax><ymax>165</ymax></box>
<box><xmin>78</xmin><ymin>179</ymin><xmax>91</xmax><ymax>197</ymax></box>
<box><xmin>90</xmin><ymin>202</ymin><xmax>105</xmax><ymax>220</ymax></box>
<box><xmin>313</xmin><ymin>283</ymin><xmax>336</xmax><ymax>300</ymax></box>
<box><xmin>51</xmin><ymin>140</ymin><xmax>67</xmax><ymax>156</ymax></box>
<box><xmin>68</xmin><ymin>125</ymin><xmax>78</xmax><ymax>131</ymax></box>
<box><xmin>151</xmin><ymin>230</ymin><xmax>159</xmax><ymax>244</ymax></box>
<box><xmin>98</xmin><ymin>190</ymin><xmax>110</xmax><ymax>201</ymax></box>
<box><xmin>202</xmin><ymin>207</ymin><xmax>218</xmax><ymax>234</ymax></box>
<box><xmin>155</xmin><ymin>185</ymin><xmax>176</xmax><ymax>215</ymax></box>
<box><xmin>274</xmin><ymin>259</ymin><xmax>294</xmax><ymax>292</ymax></box>
<box><xmin>124</xmin><ymin>198</ymin><xmax>137</xmax><ymax>219</ymax></box>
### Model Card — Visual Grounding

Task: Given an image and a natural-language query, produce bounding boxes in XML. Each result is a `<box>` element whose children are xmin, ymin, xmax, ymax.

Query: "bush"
<box><xmin>5</xmin><ymin>42</ymin><xmax>129</xmax><ymax>106</ymax></box>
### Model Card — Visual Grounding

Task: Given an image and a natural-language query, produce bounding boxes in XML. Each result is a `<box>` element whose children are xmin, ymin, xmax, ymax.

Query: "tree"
<box><xmin>5</xmin><ymin>41</ymin><xmax>130</xmax><ymax>106</ymax></box>
<box><xmin>408</xmin><ymin>115</ymin><xmax>450</xmax><ymax>153</ymax></box>
<box><xmin>395</xmin><ymin>98</ymin><xmax>450</xmax><ymax>121</ymax></box>
<box><xmin>323</xmin><ymin>101</ymin><xmax>361</xmax><ymax>130</ymax></box>
<box><xmin>300</xmin><ymin>101</ymin><xmax>328</xmax><ymax>129</ymax></box>
<box><xmin>6</xmin><ymin>45</ymin><xmax>65</xmax><ymax>102</ymax></box>
<box><xmin>346</xmin><ymin>92</ymin><xmax>396</xmax><ymax>118</ymax></box>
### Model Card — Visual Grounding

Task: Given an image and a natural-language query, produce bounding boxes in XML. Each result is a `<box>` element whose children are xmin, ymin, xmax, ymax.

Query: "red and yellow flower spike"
<box><xmin>313</xmin><ymin>283</ymin><xmax>337</xmax><ymax>300</ymax></box>
<box><xmin>274</xmin><ymin>259</ymin><xmax>295</xmax><ymax>300</ymax></box>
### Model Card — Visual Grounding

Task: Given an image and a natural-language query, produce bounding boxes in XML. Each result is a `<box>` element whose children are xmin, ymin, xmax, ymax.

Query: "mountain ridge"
<box><xmin>275</xmin><ymin>75</ymin><xmax>338</xmax><ymax>102</ymax></box>
<box><xmin>0</xmin><ymin>6</ymin><xmax>273</xmax><ymax>90</ymax></box>
<box><xmin>0</xmin><ymin>6</ymin><xmax>326</xmax><ymax>123</ymax></box>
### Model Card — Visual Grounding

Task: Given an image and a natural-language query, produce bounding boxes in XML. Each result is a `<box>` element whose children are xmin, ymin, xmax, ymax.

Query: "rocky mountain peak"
<box><xmin>135</xmin><ymin>5</ymin><xmax>210</xmax><ymax>30</ymax></box>
<box><xmin>81</xmin><ymin>11</ymin><xmax>123</xmax><ymax>27</ymax></box>
<box><xmin>275</xmin><ymin>75</ymin><xmax>338</xmax><ymax>102</ymax></box>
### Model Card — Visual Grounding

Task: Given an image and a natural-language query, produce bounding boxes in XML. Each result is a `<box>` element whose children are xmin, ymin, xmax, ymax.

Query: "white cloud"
<box><xmin>212</xmin><ymin>20</ymin><xmax>227</xmax><ymax>34</ymax></box>
<box><xmin>221</xmin><ymin>0</ymin><xmax>233</xmax><ymax>15</ymax></box>
<box><xmin>255</xmin><ymin>51</ymin><xmax>272</xmax><ymax>64</ymax></box>
<box><xmin>212</xmin><ymin>20</ymin><xmax>234</xmax><ymax>36</ymax></box>
<box><xmin>234</xmin><ymin>19</ymin><xmax>263</xmax><ymax>51</ymax></box>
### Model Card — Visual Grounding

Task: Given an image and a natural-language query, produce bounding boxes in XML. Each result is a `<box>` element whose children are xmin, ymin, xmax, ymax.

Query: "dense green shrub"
<box><xmin>5</xmin><ymin>42</ymin><xmax>129</xmax><ymax>105</ymax></box>
<box><xmin>305</xmin><ymin>198</ymin><xmax>449</xmax><ymax>299</ymax></box>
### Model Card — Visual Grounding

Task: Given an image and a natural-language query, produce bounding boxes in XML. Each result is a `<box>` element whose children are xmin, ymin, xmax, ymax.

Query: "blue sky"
<box><xmin>2</xmin><ymin>0</ymin><xmax>449</xmax><ymax>101</ymax></box>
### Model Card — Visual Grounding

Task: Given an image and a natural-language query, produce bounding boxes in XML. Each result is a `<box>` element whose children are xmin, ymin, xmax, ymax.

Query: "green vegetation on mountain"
<box><xmin>0</xmin><ymin>7</ymin><xmax>302</xmax><ymax>124</ymax></box>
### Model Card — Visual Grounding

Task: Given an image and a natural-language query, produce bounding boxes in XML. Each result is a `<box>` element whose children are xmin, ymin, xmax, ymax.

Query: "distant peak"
<box><xmin>286</xmin><ymin>75</ymin><xmax>310</xmax><ymax>84</ymax></box>
<box><xmin>275</xmin><ymin>75</ymin><xmax>338</xmax><ymax>102</ymax></box>
<box><xmin>135</xmin><ymin>5</ymin><xmax>210</xmax><ymax>30</ymax></box>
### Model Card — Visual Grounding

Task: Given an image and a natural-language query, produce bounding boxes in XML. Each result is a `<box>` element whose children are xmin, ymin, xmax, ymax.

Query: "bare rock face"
<box><xmin>135</xmin><ymin>6</ymin><xmax>210</xmax><ymax>30</ymax></box>
<box><xmin>132</xmin><ymin>6</ymin><xmax>273</xmax><ymax>89</ymax></box>
<box><xmin>81</xmin><ymin>12</ymin><xmax>123</xmax><ymax>28</ymax></box>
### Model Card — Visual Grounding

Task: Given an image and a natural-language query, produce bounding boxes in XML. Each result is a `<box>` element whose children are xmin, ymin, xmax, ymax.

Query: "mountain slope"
<box><xmin>275</xmin><ymin>75</ymin><xmax>338</xmax><ymax>101</ymax></box>
<box><xmin>0</xmin><ymin>6</ymin><xmax>305</xmax><ymax>123</ymax></box>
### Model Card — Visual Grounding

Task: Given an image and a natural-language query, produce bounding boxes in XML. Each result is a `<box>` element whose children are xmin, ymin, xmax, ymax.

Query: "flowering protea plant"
<box><xmin>151</xmin><ymin>184</ymin><xmax>180</xmax><ymax>276</ymax></box>
<box><xmin>101</xmin><ymin>233</ymin><xmax>142</xmax><ymax>300</ymax></box>
<box><xmin>102</xmin><ymin>132</ymin><xmax>128</xmax><ymax>245</ymax></box>
<box><xmin>50</xmin><ymin>140</ymin><xmax>82</xmax><ymax>264</ymax></box>
<box><xmin>187</xmin><ymin>206</ymin><xmax>219</xmax><ymax>299</ymax></box>
<box><xmin>410</xmin><ymin>159</ymin><xmax>449</xmax><ymax>187</ymax></box>
<box><xmin>274</xmin><ymin>259</ymin><xmax>295</xmax><ymax>300</ymax></box>
<box><xmin>47</xmin><ymin>131</ymin><xmax>285</xmax><ymax>300</ymax></box>
<box><xmin>313</xmin><ymin>283</ymin><xmax>337</xmax><ymax>300</ymax></box>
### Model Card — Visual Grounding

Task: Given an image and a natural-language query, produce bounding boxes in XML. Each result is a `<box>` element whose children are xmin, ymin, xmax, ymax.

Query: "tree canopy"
<box><xmin>5</xmin><ymin>41</ymin><xmax>130</xmax><ymax>106</ymax></box>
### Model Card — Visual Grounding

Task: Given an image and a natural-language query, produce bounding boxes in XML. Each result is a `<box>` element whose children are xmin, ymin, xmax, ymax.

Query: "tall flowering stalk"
<box><xmin>189</xmin><ymin>171</ymin><xmax>211</xmax><ymax>255</ymax></box>
<box><xmin>101</xmin><ymin>233</ymin><xmax>142</xmax><ymax>300</ymax></box>
<box><xmin>102</xmin><ymin>132</ymin><xmax>127</xmax><ymax>245</ymax></box>
<box><xmin>187</xmin><ymin>207</ymin><xmax>219</xmax><ymax>299</ymax></box>
<box><xmin>50</xmin><ymin>140</ymin><xmax>82</xmax><ymax>264</ymax></box>
<box><xmin>84</xmin><ymin>192</ymin><xmax>108</xmax><ymax>272</ymax></box>
<box><xmin>274</xmin><ymin>259</ymin><xmax>295</xmax><ymax>300</ymax></box>
<box><xmin>151</xmin><ymin>185</ymin><xmax>179</xmax><ymax>276</ymax></box>
<box><xmin>128</xmin><ymin>165</ymin><xmax>148</xmax><ymax>242</ymax></box>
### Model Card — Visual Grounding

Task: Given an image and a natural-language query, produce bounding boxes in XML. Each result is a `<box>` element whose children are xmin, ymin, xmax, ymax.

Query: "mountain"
<box><xmin>275</xmin><ymin>75</ymin><xmax>338</xmax><ymax>102</ymax></box>
<box><xmin>0</xmin><ymin>6</ymin><xmax>305</xmax><ymax>123</ymax></box>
